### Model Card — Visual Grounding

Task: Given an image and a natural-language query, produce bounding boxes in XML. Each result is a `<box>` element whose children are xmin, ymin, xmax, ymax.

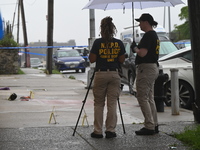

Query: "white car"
<box><xmin>159</xmin><ymin>47</ymin><xmax>194</xmax><ymax>109</ymax></box>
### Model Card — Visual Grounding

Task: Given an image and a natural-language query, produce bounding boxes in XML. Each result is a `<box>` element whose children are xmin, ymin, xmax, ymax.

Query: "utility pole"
<box><xmin>17</xmin><ymin>0</ymin><xmax>20</xmax><ymax>44</ymax></box>
<box><xmin>11</xmin><ymin>3</ymin><xmax>17</xmax><ymax>35</ymax></box>
<box><xmin>86</xmin><ymin>7</ymin><xmax>96</xmax><ymax>88</ymax></box>
<box><xmin>20</xmin><ymin>0</ymin><xmax>30</xmax><ymax>67</ymax></box>
<box><xmin>89</xmin><ymin>9</ymin><xmax>95</xmax><ymax>38</ymax></box>
<box><xmin>46</xmin><ymin>0</ymin><xmax>54</xmax><ymax>74</ymax></box>
<box><xmin>163</xmin><ymin>7</ymin><xmax>166</xmax><ymax>28</ymax></box>
<box><xmin>168</xmin><ymin>7</ymin><xmax>171</xmax><ymax>39</ymax></box>
<box><xmin>188</xmin><ymin>0</ymin><xmax>200</xmax><ymax>123</ymax></box>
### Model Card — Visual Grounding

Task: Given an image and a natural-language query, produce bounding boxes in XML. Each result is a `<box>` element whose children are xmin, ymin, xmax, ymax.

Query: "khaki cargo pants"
<box><xmin>92</xmin><ymin>71</ymin><xmax>121</xmax><ymax>134</ymax></box>
<box><xmin>136</xmin><ymin>63</ymin><xmax>159</xmax><ymax>130</ymax></box>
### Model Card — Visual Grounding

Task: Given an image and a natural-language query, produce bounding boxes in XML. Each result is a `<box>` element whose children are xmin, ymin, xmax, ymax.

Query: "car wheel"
<box><xmin>76</xmin><ymin>70</ymin><xmax>79</xmax><ymax>73</ymax></box>
<box><xmin>81</xmin><ymin>68</ymin><xmax>86</xmax><ymax>73</ymax></box>
<box><xmin>164</xmin><ymin>80</ymin><xmax>194</xmax><ymax>109</ymax></box>
<box><xmin>128</xmin><ymin>72</ymin><xmax>135</xmax><ymax>95</ymax></box>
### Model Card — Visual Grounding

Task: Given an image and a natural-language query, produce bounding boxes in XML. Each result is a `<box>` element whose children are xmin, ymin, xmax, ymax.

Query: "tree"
<box><xmin>172</xmin><ymin>6</ymin><xmax>190</xmax><ymax>41</ymax></box>
<box><xmin>67</xmin><ymin>39</ymin><xmax>76</xmax><ymax>46</ymax></box>
<box><xmin>0</xmin><ymin>21</ymin><xmax>18</xmax><ymax>47</ymax></box>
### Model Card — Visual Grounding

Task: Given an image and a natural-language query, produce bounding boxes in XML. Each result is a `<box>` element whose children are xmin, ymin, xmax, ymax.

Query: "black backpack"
<box><xmin>8</xmin><ymin>93</ymin><xmax>17</xmax><ymax>101</ymax></box>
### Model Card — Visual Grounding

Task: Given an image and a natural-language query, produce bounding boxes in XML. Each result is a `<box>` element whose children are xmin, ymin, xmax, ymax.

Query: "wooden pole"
<box><xmin>20</xmin><ymin>0</ymin><xmax>30</xmax><ymax>67</ymax></box>
<box><xmin>46</xmin><ymin>0</ymin><xmax>54</xmax><ymax>74</ymax></box>
<box><xmin>188</xmin><ymin>0</ymin><xmax>200</xmax><ymax>123</ymax></box>
<box><xmin>17</xmin><ymin>0</ymin><xmax>20</xmax><ymax>44</ymax></box>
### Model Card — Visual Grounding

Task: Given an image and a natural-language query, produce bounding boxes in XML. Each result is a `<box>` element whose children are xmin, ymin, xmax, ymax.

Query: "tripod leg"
<box><xmin>117</xmin><ymin>97</ymin><xmax>126</xmax><ymax>134</ymax></box>
<box><xmin>72</xmin><ymin>71</ymin><xmax>95</xmax><ymax>136</ymax></box>
<box><xmin>72</xmin><ymin>100</ymin><xmax>86</xmax><ymax>136</ymax></box>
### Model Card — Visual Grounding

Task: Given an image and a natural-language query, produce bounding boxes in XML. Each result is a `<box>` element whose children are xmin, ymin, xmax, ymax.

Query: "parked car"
<box><xmin>75</xmin><ymin>47</ymin><xmax>90</xmax><ymax>67</ymax></box>
<box><xmin>53</xmin><ymin>48</ymin><xmax>86</xmax><ymax>73</ymax></box>
<box><xmin>120</xmin><ymin>37</ymin><xmax>179</xmax><ymax>94</ymax></box>
<box><xmin>159</xmin><ymin>47</ymin><xmax>194</xmax><ymax>109</ymax></box>
<box><xmin>158</xmin><ymin>36</ymin><xmax>179</xmax><ymax>57</ymax></box>
<box><xmin>30</xmin><ymin>58</ymin><xmax>43</xmax><ymax>68</ymax></box>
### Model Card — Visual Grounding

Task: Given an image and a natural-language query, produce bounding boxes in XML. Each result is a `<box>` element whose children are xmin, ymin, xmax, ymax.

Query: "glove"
<box><xmin>130</xmin><ymin>41</ymin><xmax>137</xmax><ymax>53</ymax></box>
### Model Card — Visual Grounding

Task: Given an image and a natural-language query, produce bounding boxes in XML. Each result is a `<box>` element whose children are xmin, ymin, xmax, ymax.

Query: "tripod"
<box><xmin>118</xmin><ymin>84</ymin><xmax>126</xmax><ymax>134</ymax></box>
<box><xmin>72</xmin><ymin>71</ymin><xmax>126</xmax><ymax>136</ymax></box>
<box><xmin>72</xmin><ymin>71</ymin><xmax>95</xmax><ymax>136</ymax></box>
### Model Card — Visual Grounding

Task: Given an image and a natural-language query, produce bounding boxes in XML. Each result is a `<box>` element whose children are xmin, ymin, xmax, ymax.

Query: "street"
<box><xmin>61</xmin><ymin>67</ymin><xmax>130</xmax><ymax>92</ymax></box>
<box><xmin>0</xmin><ymin>68</ymin><xmax>195</xmax><ymax>150</ymax></box>
<box><xmin>61</xmin><ymin>67</ymin><xmax>90</xmax><ymax>84</ymax></box>
<box><xmin>0</xmin><ymin>67</ymin><xmax>193</xmax><ymax>129</ymax></box>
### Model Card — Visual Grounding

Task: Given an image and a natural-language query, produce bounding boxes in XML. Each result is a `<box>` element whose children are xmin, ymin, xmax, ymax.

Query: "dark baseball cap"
<box><xmin>135</xmin><ymin>13</ymin><xmax>158</xmax><ymax>26</ymax></box>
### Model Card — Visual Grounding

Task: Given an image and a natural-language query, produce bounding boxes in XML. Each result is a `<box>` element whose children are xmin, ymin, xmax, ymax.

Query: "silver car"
<box><xmin>159</xmin><ymin>47</ymin><xmax>194</xmax><ymax>109</ymax></box>
<box><xmin>30</xmin><ymin>58</ymin><xmax>44</xmax><ymax>68</ymax></box>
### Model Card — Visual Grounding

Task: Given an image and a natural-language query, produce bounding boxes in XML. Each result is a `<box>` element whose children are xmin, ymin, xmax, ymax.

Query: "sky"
<box><xmin>0</xmin><ymin>0</ymin><xmax>187</xmax><ymax>46</ymax></box>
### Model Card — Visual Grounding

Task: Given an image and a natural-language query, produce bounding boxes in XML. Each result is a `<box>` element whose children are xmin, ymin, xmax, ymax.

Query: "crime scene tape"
<box><xmin>1</xmin><ymin>45</ymin><xmax>89</xmax><ymax>56</ymax></box>
<box><xmin>174</xmin><ymin>42</ymin><xmax>190</xmax><ymax>44</ymax></box>
<box><xmin>18</xmin><ymin>51</ymin><xmax>89</xmax><ymax>58</ymax></box>
<box><xmin>19</xmin><ymin>51</ymin><xmax>46</xmax><ymax>56</ymax></box>
<box><xmin>0</xmin><ymin>45</ymin><xmax>88</xmax><ymax>49</ymax></box>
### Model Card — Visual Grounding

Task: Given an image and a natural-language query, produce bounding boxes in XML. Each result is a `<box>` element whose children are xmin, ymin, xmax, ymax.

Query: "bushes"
<box><xmin>0</xmin><ymin>34</ymin><xmax>19</xmax><ymax>74</ymax></box>
<box><xmin>0</xmin><ymin>34</ymin><xmax>18</xmax><ymax>47</ymax></box>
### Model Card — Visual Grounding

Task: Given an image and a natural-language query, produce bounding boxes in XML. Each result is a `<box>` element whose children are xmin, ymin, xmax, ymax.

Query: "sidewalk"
<box><xmin>0</xmin><ymin>68</ymin><xmax>195</xmax><ymax>150</ymax></box>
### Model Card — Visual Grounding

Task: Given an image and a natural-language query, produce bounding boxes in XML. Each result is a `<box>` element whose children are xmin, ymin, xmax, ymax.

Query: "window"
<box><xmin>58</xmin><ymin>50</ymin><xmax>80</xmax><ymax>57</ymax></box>
<box><xmin>159</xmin><ymin>41</ymin><xmax>178</xmax><ymax>55</ymax></box>
<box><xmin>181</xmin><ymin>51</ymin><xmax>192</xmax><ymax>61</ymax></box>
<box><xmin>58</xmin><ymin>52</ymin><xmax>68</xmax><ymax>57</ymax></box>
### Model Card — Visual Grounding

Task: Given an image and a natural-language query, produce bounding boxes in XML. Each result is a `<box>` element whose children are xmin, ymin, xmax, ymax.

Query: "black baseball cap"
<box><xmin>135</xmin><ymin>13</ymin><xmax>158</xmax><ymax>26</ymax></box>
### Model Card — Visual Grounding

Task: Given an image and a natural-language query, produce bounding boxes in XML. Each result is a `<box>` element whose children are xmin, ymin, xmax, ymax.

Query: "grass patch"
<box><xmin>52</xmin><ymin>69</ymin><xmax>61</xmax><ymax>74</ymax></box>
<box><xmin>18</xmin><ymin>69</ymin><xmax>25</xmax><ymax>74</ymax></box>
<box><xmin>69</xmin><ymin>75</ymin><xmax>76</xmax><ymax>80</ymax></box>
<box><xmin>43</xmin><ymin>69</ymin><xmax>61</xmax><ymax>74</ymax></box>
<box><xmin>173</xmin><ymin>125</ymin><xmax>200</xmax><ymax>150</ymax></box>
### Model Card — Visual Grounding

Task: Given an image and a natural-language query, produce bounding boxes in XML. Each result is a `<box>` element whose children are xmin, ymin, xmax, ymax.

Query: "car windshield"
<box><xmin>182</xmin><ymin>51</ymin><xmax>192</xmax><ymax>61</ymax></box>
<box><xmin>159</xmin><ymin>41</ymin><xmax>178</xmax><ymax>55</ymax></box>
<box><xmin>58</xmin><ymin>50</ymin><xmax>80</xmax><ymax>58</ymax></box>
<box><xmin>31</xmin><ymin>58</ymin><xmax>40</xmax><ymax>64</ymax></box>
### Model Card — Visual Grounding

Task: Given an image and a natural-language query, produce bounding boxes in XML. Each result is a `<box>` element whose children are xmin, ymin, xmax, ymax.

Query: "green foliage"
<box><xmin>69</xmin><ymin>75</ymin><xmax>76</xmax><ymax>80</ymax></box>
<box><xmin>172</xmin><ymin>6</ymin><xmax>190</xmax><ymax>41</ymax></box>
<box><xmin>44</xmin><ymin>69</ymin><xmax>61</xmax><ymax>74</ymax></box>
<box><xmin>0</xmin><ymin>34</ymin><xmax>18</xmax><ymax>47</ymax></box>
<box><xmin>179</xmin><ymin>6</ymin><xmax>189</xmax><ymax>21</ymax></box>
<box><xmin>52</xmin><ymin>69</ymin><xmax>61</xmax><ymax>74</ymax></box>
<box><xmin>173</xmin><ymin>21</ymin><xmax>190</xmax><ymax>41</ymax></box>
<box><xmin>18</xmin><ymin>69</ymin><xmax>25</xmax><ymax>74</ymax></box>
<box><xmin>174</xmin><ymin>125</ymin><xmax>200</xmax><ymax>150</ymax></box>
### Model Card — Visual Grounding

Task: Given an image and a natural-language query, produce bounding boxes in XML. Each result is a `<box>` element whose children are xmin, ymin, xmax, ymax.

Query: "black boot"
<box><xmin>105</xmin><ymin>131</ymin><xmax>117</xmax><ymax>138</ymax></box>
<box><xmin>135</xmin><ymin>128</ymin><xmax>155</xmax><ymax>135</ymax></box>
<box><xmin>155</xmin><ymin>125</ymin><xmax>159</xmax><ymax>133</ymax></box>
<box><xmin>91</xmin><ymin>132</ymin><xmax>103</xmax><ymax>138</ymax></box>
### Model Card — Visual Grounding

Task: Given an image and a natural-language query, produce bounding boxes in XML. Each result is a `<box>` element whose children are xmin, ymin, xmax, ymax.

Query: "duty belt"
<box><xmin>97</xmin><ymin>68</ymin><xmax>118</xmax><ymax>71</ymax></box>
